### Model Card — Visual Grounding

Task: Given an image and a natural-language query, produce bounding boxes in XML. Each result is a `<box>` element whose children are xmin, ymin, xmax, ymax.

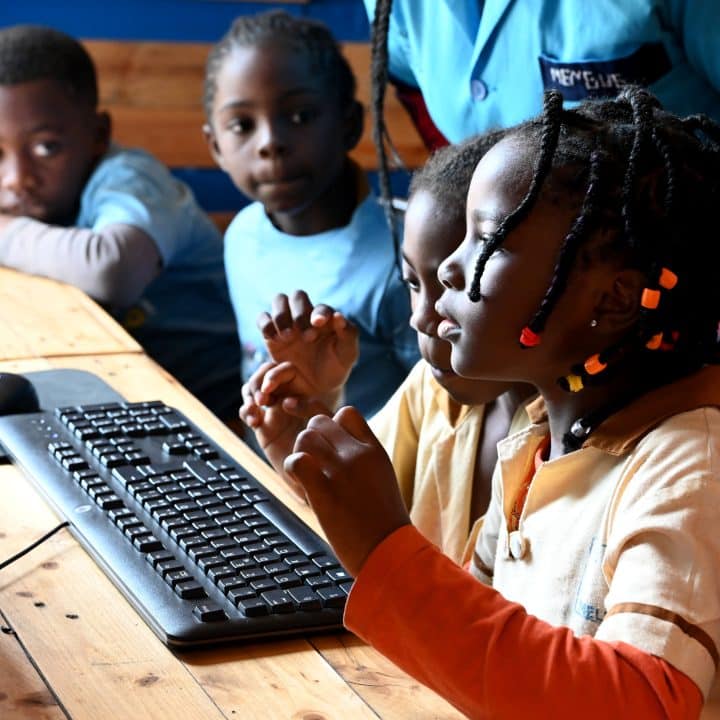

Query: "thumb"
<box><xmin>284</xmin><ymin>451</ymin><xmax>327</xmax><ymax>499</ymax></box>
<box><xmin>333</xmin><ymin>405</ymin><xmax>378</xmax><ymax>444</ymax></box>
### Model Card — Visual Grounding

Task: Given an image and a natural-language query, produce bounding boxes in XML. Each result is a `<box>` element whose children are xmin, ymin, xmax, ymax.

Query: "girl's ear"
<box><xmin>593</xmin><ymin>268</ymin><xmax>645</xmax><ymax>333</ymax></box>
<box><xmin>342</xmin><ymin>100</ymin><xmax>364</xmax><ymax>151</ymax></box>
<box><xmin>203</xmin><ymin>123</ymin><xmax>226</xmax><ymax>170</ymax></box>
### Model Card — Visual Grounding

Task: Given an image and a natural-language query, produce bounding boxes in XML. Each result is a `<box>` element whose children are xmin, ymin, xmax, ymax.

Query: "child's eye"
<box><xmin>32</xmin><ymin>141</ymin><xmax>61</xmax><ymax>158</ymax></box>
<box><xmin>289</xmin><ymin>109</ymin><xmax>315</xmax><ymax>125</ymax></box>
<box><xmin>227</xmin><ymin>118</ymin><xmax>253</xmax><ymax>135</ymax></box>
<box><xmin>402</xmin><ymin>275</ymin><xmax>420</xmax><ymax>293</ymax></box>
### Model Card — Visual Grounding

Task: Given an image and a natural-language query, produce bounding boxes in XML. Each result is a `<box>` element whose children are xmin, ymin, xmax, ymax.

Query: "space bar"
<box><xmin>254</xmin><ymin>500</ymin><xmax>328</xmax><ymax>558</ymax></box>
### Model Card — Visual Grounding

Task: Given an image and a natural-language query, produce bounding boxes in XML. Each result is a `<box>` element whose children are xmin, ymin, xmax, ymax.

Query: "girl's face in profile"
<box><xmin>402</xmin><ymin>188</ymin><xmax>517</xmax><ymax>405</ymax></box>
<box><xmin>436</xmin><ymin>137</ymin><xmax>604</xmax><ymax>388</ymax></box>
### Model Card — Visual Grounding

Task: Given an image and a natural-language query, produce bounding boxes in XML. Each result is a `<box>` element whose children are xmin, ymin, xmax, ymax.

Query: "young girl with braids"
<box><xmin>282</xmin><ymin>87</ymin><xmax>720</xmax><ymax>718</ymax></box>
<box><xmin>240</xmin><ymin>132</ymin><xmax>534</xmax><ymax>565</ymax></box>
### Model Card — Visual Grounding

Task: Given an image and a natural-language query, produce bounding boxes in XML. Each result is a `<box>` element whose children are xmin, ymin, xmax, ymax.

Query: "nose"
<box><xmin>0</xmin><ymin>150</ymin><xmax>37</xmax><ymax>193</ymax></box>
<box><xmin>256</xmin><ymin>119</ymin><xmax>287</xmax><ymax>159</ymax></box>
<box><xmin>437</xmin><ymin>247</ymin><xmax>466</xmax><ymax>291</ymax></box>
<box><xmin>410</xmin><ymin>290</ymin><xmax>440</xmax><ymax>337</ymax></box>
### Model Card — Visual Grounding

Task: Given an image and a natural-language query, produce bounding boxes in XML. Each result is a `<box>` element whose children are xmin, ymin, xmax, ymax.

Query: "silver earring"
<box><xmin>590</xmin><ymin>319</ymin><xmax>598</xmax><ymax>328</ymax></box>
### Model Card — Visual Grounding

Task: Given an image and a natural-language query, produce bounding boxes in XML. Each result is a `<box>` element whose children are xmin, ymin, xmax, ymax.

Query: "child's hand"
<box><xmin>257</xmin><ymin>291</ymin><xmax>359</xmax><ymax>406</ymax></box>
<box><xmin>284</xmin><ymin>407</ymin><xmax>411</xmax><ymax>577</ymax></box>
<box><xmin>239</xmin><ymin>361</ymin><xmax>333</xmax><ymax>500</ymax></box>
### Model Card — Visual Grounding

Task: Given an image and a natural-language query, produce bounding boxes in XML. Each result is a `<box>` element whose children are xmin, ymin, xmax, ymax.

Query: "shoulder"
<box><xmin>224</xmin><ymin>202</ymin><xmax>269</xmax><ymax>244</ymax></box>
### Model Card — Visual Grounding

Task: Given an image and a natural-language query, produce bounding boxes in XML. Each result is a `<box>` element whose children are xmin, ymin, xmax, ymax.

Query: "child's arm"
<box><xmin>0</xmin><ymin>216</ymin><xmax>161</xmax><ymax>307</ymax></box>
<box><xmin>257</xmin><ymin>291</ymin><xmax>359</xmax><ymax>411</ymax></box>
<box><xmin>285</xmin><ymin>409</ymin><xmax>703</xmax><ymax>720</ymax></box>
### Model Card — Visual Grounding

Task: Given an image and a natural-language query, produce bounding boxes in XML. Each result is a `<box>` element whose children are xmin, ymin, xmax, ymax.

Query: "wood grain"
<box><xmin>0</xmin><ymin>268</ymin><xmax>141</xmax><ymax>361</ymax></box>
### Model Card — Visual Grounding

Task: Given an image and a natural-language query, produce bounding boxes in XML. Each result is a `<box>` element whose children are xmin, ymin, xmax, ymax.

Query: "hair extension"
<box><xmin>522</xmin><ymin>148</ymin><xmax>606</xmax><ymax>340</ymax></box>
<box><xmin>204</xmin><ymin>10</ymin><xmax>356</xmax><ymax>121</ymax></box>
<box><xmin>468</xmin><ymin>90</ymin><xmax>564</xmax><ymax>301</ymax></box>
<box><xmin>369</xmin><ymin>0</ymin><xmax>401</xmax><ymax>254</ymax></box>
<box><xmin>0</xmin><ymin>25</ymin><xmax>98</xmax><ymax>107</ymax></box>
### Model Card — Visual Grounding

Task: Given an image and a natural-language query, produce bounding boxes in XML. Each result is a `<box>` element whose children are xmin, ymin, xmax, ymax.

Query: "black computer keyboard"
<box><xmin>0</xmin><ymin>399</ymin><xmax>351</xmax><ymax>647</ymax></box>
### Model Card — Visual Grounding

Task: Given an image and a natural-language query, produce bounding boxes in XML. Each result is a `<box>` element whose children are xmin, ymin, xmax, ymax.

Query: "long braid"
<box><xmin>369</xmin><ymin>0</ymin><xmax>400</xmax><ymax>254</ymax></box>
<box><xmin>523</xmin><ymin>148</ymin><xmax>606</xmax><ymax>339</ymax></box>
<box><xmin>469</xmin><ymin>90</ymin><xmax>563</xmax><ymax>301</ymax></box>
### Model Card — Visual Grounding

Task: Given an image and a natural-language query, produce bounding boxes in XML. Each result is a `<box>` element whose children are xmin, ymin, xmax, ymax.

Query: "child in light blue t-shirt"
<box><xmin>203</xmin><ymin>10</ymin><xmax>419</xmax><ymax>419</ymax></box>
<box><xmin>0</xmin><ymin>25</ymin><xmax>241</xmax><ymax>420</ymax></box>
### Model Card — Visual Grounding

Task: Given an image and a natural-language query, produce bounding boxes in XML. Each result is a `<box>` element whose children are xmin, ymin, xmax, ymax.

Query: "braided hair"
<box><xmin>0</xmin><ymin>25</ymin><xmax>98</xmax><ymax>107</ymax></box>
<box><xmin>369</xmin><ymin>0</ymin><xmax>398</xmax><ymax>244</ymax></box>
<box><xmin>468</xmin><ymin>87</ymin><xmax>720</xmax><ymax>450</ymax></box>
<box><xmin>204</xmin><ymin>10</ymin><xmax>357</xmax><ymax>121</ymax></box>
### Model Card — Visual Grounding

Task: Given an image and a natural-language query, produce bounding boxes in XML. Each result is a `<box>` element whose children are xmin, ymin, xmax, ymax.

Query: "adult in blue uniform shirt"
<box><xmin>364</xmin><ymin>0</ymin><xmax>720</xmax><ymax>146</ymax></box>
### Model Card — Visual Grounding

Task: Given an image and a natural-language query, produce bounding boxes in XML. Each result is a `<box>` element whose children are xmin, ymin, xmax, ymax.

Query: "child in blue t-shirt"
<box><xmin>203</xmin><ymin>10</ymin><xmax>419</xmax><ymax>419</ymax></box>
<box><xmin>0</xmin><ymin>25</ymin><xmax>241</xmax><ymax>420</ymax></box>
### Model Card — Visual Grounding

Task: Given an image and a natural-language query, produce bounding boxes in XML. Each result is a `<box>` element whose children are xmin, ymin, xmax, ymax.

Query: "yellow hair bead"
<box><xmin>566</xmin><ymin>374</ymin><xmax>584</xmax><ymax>392</ymax></box>
<box><xmin>584</xmin><ymin>354</ymin><xmax>607</xmax><ymax>375</ymax></box>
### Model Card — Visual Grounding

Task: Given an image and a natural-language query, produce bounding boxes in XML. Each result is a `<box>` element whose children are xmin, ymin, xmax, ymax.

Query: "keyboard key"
<box><xmin>316</xmin><ymin>586</ymin><xmax>346</xmax><ymax>608</ymax></box>
<box><xmin>192</xmin><ymin>603</ymin><xmax>227</xmax><ymax>623</ymax></box>
<box><xmin>236</xmin><ymin>597</ymin><xmax>268</xmax><ymax>617</ymax></box>
<box><xmin>288</xmin><ymin>586</ymin><xmax>322</xmax><ymax>611</ymax></box>
<box><xmin>174</xmin><ymin>580</ymin><xmax>207</xmax><ymax>600</ymax></box>
<box><xmin>260</xmin><ymin>589</ymin><xmax>294</xmax><ymax>614</ymax></box>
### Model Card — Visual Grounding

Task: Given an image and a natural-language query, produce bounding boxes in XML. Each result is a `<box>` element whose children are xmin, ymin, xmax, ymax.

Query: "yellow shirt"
<box><xmin>369</xmin><ymin>360</ymin><xmax>486</xmax><ymax>565</ymax></box>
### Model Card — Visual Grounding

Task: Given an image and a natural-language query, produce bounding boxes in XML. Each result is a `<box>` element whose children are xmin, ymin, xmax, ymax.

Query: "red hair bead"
<box><xmin>519</xmin><ymin>326</ymin><xmax>541</xmax><ymax>348</ymax></box>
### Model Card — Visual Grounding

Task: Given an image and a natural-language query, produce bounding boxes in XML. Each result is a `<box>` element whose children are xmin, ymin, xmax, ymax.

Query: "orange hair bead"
<box><xmin>583</xmin><ymin>354</ymin><xmax>607</xmax><ymax>375</ymax></box>
<box><xmin>658</xmin><ymin>268</ymin><xmax>678</xmax><ymax>290</ymax></box>
<box><xmin>641</xmin><ymin>288</ymin><xmax>661</xmax><ymax>310</ymax></box>
<box><xmin>645</xmin><ymin>333</ymin><xmax>663</xmax><ymax>350</ymax></box>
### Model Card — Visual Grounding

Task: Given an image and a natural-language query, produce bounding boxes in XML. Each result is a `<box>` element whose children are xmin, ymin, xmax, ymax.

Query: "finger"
<box><xmin>270</xmin><ymin>293</ymin><xmax>293</xmax><ymax>336</ymax></box>
<box><xmin>333</xmin><ymin>405</ymin><xmax>378</xmax><ymax>444</ymax></box>
<box><xmin>292</xmin><ymin>420</ymin><xmax>347</xmax><ymax>474</ymax></box>
<box><xmin>289</xmin><ymin>290</ymin><xmax>313</xmax><ymax>333</ymax></box>
<box><xmin>238</xmin><ymin>397</ymin><xmax>262</xmax><ymax>428</ymax></box>
<box><xmin>309</xmin><ymin>304</ymin><xmax>336</xmax><ymax>328</ymax></box>
<box><xmin>281</xmin><ymin>396</ymin><xmax>332</xmax><ymax>420</ymax></box>
<box><xmin>260</xmin><ymin>361</ymin><xmax>299</xmax><ymax>394</ymax></box>
<box><xmin>257</xmin><ymin>310</ymin><xmax>278</xmax><ymax>340</ymax></box>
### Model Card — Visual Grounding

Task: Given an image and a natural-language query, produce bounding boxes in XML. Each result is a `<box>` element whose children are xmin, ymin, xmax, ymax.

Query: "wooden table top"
<box><xmin>0</xmin><ymin>274</ymin><xmax>462</xmax><ymax>719</ymax></box>
<box><xmin>0</xmin><ymin>268</ymin><xmax>141</xmax><ymax>360</ymax></box>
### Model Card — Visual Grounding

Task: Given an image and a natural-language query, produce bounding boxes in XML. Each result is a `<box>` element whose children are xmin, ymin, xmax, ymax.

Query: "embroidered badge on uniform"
<box><xmin>572</xmin><ymin>536</ymin><xmax>609</xmax><ymax>631</ymax></box>
<box><xmin>538</xmin><ymin>43</ymin><xmax>671</xmax><ymax>101</ymax></box>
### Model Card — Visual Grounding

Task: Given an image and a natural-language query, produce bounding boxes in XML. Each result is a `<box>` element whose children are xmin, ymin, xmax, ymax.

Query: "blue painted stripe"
<box><xmin>171</xmin><ymin>167</ymin><xmax>412</xmax><ymax>213</ymax></box>
<box><xmin>0</xmin><ymin>1</ymin><xmax>371</xmax><ymax>43</ymax></box>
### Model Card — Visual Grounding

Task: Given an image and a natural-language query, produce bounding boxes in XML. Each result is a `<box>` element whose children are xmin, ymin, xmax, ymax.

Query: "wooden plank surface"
<box><xmin>85</xmin><ymin>40</ymin><xmax>428</xmax><ymax>170</ymax></box>
<box><xmin>0</xmin><ymin>268</ymin><xmax>141</xmax><ymax>361</ymax></box>
<box><xmin>0</xmin><ymin>612</ymin><xmax>65</xmax><ymax>719</ymax></box>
